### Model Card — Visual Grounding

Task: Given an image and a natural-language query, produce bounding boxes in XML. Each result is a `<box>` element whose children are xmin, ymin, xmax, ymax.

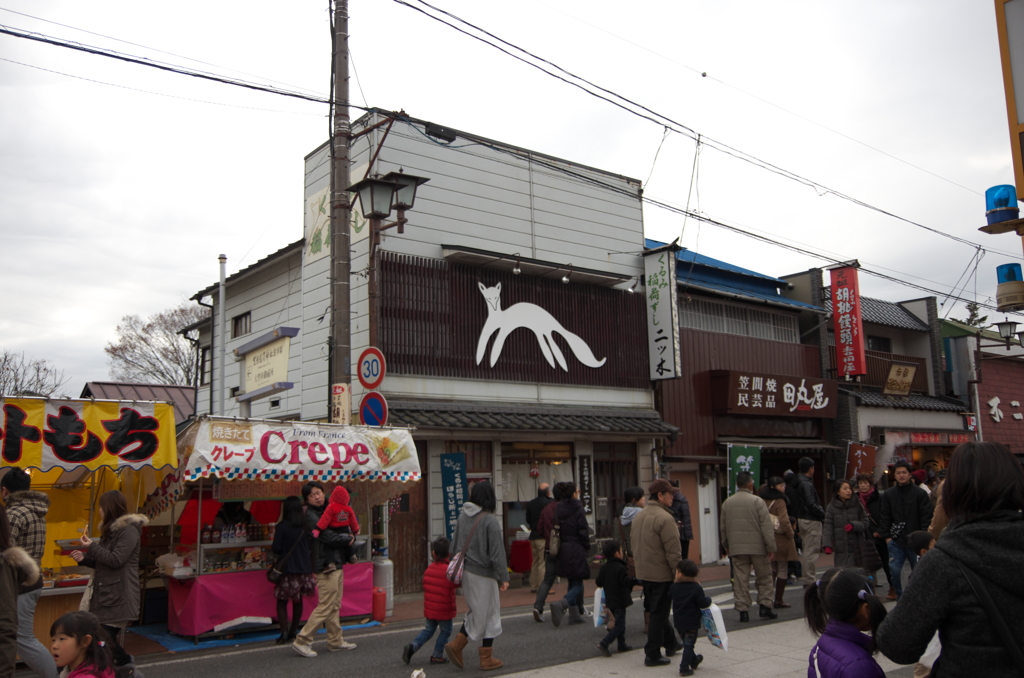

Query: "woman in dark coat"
<box><xmin>856</xmin><ymin>473</ymin><xmax>891</xmax><ymax>594</ymax></box>
<box><xmin>877</xmin><ymin>442</ymin><xmax>1024</xmax><ymax>677</ymax></box>
<box><xmin>70</xmin><ymin>490</ymin><xmax>147</xmax><ymax>668</ymax></box>
<box><xmin>0</xmin><ymin>504</ymin><xmax>40</xmax><ymax>678</ymax></box>
<box><xmin>823</xmin><ymin>480</ymin><xmax>871</xmax><ymax>568</ymax></box>
<box><xmin>549</xmin><ymin>481</ymin><xmax>590</xmax><ymax>628</ymax></box>
<box><xmin>272</xmin><ymin>496</ymin><xmax>315</xmax><ymax>643</ymax></box>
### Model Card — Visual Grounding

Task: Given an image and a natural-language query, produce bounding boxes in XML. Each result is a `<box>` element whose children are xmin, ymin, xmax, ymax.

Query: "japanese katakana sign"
<box><xmin>182</xmin><ymin>416</ymin><xmax>420</xmax><ymax>483</ymax></box>
<box><xmin>643</xmin><ymin>246</ymin><xmax>681</xmax><ymax>380</ymax></box>
<box><xmin>0</xmin><ymin>398</ymin><xmax>177</xmax><ymax>471</ymax></box>
<box><xmin>829</xmin><ymin>265</ymin><xmax>867</xmax><ymax>377</ymax></box>
<box><xmin>710</xmin><ymin>370</ymin><xmax>838</xmax><ymax>418</ymax></box>
<box><xmin>728</xmin><ymin>444</ymin><xmax>761</xmax><ymax>496</ymax></box>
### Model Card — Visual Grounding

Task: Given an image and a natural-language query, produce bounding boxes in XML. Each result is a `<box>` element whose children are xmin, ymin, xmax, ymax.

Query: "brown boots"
<box><xmin>444</xmin><ymin>633</ymin><xmax>469</xmax><ymax>669</ymax></box>
<box><xmin>774</xmin><ymin>579</ymin><xmax>791</xmax><ymax>608</ymax></box>
<box><xmin>479</xmin><ymin>647</ymin><xmax>503</xmax><ymax>670</ymax></box>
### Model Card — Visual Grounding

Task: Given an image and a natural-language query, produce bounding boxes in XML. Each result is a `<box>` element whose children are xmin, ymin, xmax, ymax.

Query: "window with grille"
<box><xmin>232</xmin><ymin>312</ymin><xmax>251</xmax><ymax>338</ymax></box>
<box><xmin>200</xmin><ymin>346</ymin><xmax>211</xmax><ymax>385</ymax></box>
<box><xmin>679</xmin><ymin>297</ymin><xmax>798</xmax><ymax>343</ymax></box>
<box><xmin>446</xmin><ymin>441</ymin><xmax>493</xmax><ymax>474</ymax></box>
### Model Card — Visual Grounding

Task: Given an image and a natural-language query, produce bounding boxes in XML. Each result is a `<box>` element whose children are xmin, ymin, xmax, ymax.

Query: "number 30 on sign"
<box><xmin>357</xmin><ymin>347</ymin><xmax>386</xmax><ymax>391</ymax></box>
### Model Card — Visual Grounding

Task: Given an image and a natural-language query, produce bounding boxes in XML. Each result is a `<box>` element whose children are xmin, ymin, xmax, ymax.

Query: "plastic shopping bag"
<box><xmin>593</xmin><ymin>588</ymin><xmax>607</xmax><ymax>627</ymax></box>
<box><xmin>700</xmin><ymin>604</ymin><xmax>728</xmax><ymax>651</ymax></box>
<box><xmin>920</xmin><ymin>632</ymin><xmax>941</xmax><ymax>669</ymax></box>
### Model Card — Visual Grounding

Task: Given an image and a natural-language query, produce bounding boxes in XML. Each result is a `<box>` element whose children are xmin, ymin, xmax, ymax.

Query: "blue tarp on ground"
<box><xmin>130</xmin><ymin>621</ymin><xmax>382</xmax><ymax>653</ymax></box>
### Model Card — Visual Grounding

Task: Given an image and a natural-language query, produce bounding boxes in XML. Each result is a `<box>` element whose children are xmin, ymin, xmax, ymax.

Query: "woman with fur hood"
<box><xmin>1</xmin><ymin>503</ymin><xmax>41</xmax><ymax>677</ymax></box>
<box><xmin>71</xmin><ymin>491</ymin><xmax>147</xmax><ymax>668</ymax></box>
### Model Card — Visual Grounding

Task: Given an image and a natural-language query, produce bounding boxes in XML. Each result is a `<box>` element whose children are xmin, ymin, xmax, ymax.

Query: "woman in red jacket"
<box><xmin>402</xmin><ymin>537</ymin><xmax>457</xmax><ymax>665</ymax></box>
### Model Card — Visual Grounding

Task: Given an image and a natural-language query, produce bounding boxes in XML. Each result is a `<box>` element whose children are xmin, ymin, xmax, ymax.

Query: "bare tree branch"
<box><xmin>105</xmin><ymin>301</ymin><xmax>210</xmax><ymax>385</ymax></box>
<box><xmin>0</xmin><ymin>350</ymin><xmax>71</xmax><ymax>397</ymax></box>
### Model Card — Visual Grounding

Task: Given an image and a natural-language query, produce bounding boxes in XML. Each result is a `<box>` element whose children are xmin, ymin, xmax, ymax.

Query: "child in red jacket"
<box><xmin>402</xmin><ymin>537</ymin><xmax>457</xmax><ymax>665</ymax></box>
<box><xmin>313</xmin><ymin>486</ymin><xmax>360</xmax><ymax>563</ymax></box>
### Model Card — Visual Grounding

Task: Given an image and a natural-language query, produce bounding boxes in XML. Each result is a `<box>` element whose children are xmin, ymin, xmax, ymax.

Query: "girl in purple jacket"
<box><xmin>804</xmin><ymin>568</ymin><xmax>887</xmax><ymax>678</ymax></box>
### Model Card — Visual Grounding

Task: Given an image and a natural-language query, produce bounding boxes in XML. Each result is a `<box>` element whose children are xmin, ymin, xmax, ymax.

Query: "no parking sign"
<box><xmin>359</xmin><ymin>392</ymin><xmax>389</xmax><ymax>427</ymax></box>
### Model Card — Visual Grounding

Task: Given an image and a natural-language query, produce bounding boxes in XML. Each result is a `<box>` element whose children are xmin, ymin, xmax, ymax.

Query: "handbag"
<box><xmin>938</xmin><ymin>547</ymin><xmax>1024</xmax><ymax>667</ymax></box>
<box><xmin>617</xmin><ymin>520</ymin><xmax>636</xmax><ymax>580</ymax></box>
<box><xmin>767</xmin><ymin>501</ymin><xmax>782</xmax><ymax>533</ymax></box>
<box><xmin>549</xmin><ymin>523</ymin><xmax>562</xmax><ymax>558</ymax></box>
<box><xmin>267</xmin><ymin>527</ymin><xmax>307</xmax><ymax>585</ymax></box>
<box><xmin>446</xmin><ymin>514</ymin><xmax>484</xmax><ymax>586</ymax></box>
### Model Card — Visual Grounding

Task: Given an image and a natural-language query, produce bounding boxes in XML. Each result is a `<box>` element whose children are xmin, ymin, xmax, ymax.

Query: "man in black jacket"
<box><xmin>526</xmin><ymin>484</ymin><xmax>553</xmax><ymax>592</ymax></box>
<box><xmin>879</xmin><ymin>460</ymin><xmax>933</xmax><ymax>599</ymax></box>
<box><xmin>669</xmin><ymin>482</ymin><xmax>694</xmax><ymax>560</ymax></box>
<box><xmin>790</xmin><ymin>457</ymin><xmax>825</xmax><ymax>584</ymax></box>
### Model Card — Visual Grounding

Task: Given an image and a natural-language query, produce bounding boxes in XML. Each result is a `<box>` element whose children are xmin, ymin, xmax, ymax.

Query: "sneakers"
<box><xmin>533</xmin><ymin>608</ymin><xmax>544</xmax><ymax>623</ymax></box>
<box><xmin>402</xmin><ymin>644</ymin><xmax>414</xmax><ymax>665</ymax></box>
<box><xmin>679</xmin><ymin>669</ymin><xmax>694</xmax><ymax>677</ymax></box>
<box><xmin>692</xmin><ymin>654</ymin><xmax>703</xmax><ymax>669</ymax></box>
<box><xmin>291</xmin><ymin>642</ymin><xmax>317</xmax><ymax>658</ymax></box>
<box><xmin>328</xmin><ymin>641</ymin><xmax>357</xmax><ymax>652</ymax></box>
<box><xmin>583</xmin><ymin>608</ymin><xmax>594</xmax><ymax>617</ymax></box>
<box><xmin>430</xmin><ymin>656</ymin><xmax>449</xmax><ymax>665</ymax></box>
<box><xmin>597</xmin><ymin>643</ymin><xmax>612</xmax><ymax>658</ymax></box>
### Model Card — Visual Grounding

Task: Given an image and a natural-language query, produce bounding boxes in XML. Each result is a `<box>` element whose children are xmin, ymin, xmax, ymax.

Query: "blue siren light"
<box><xmin>997</xmin><ymin>264</ymin><xmax>1024</xmax><ymax>312</ymax></box>
<box><xmin>985</xmin><ymin>185</ymin><xmax>1020</xmax><ymax>225</ymax></box>
<box><xmin>998</xmin><ymin>263</ymin><xmax>1023</xmax><ymax>284</ymax></box>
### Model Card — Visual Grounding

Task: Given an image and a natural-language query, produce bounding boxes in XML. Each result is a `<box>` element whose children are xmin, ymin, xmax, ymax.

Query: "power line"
<box><xmin>395</xmin><ymin>0</ymin><xmax>1024</xmax><ymax>262</ymax></box>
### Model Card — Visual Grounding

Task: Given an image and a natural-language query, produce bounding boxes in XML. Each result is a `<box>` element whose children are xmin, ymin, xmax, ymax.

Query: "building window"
<box><xmin>229</xmin><ymin>386</ymin><xmax>240</xmax><ymax>397</ymax></box>
<box><xmin>199</xmin><ymin>346</ymin><xmax>211</xmax><ymax>385</ymax></box>
<box><xmin>867</xmin><ymin>336</ymin><xmax>892</xmax><ymax>353</ymax></box>
<box><xmin>232</xmin><ymin>312</ymin><xmax>251</xmax><ymax>338</ymax></box>
<box><xmin>679</xmin><ymin>297</ymin><xmax>799</xmax><ymax>343</ymax></box>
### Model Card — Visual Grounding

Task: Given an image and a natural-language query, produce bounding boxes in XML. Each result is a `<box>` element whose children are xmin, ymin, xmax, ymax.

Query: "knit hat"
<box><xmin>911</xmin><ymin>470</ymin><xmax>927</xmax><ymax>485</ymax></box>
<box><xmin>648</xmin><ymin>479</ymin><xmax>674</xmax><ymax>496</ymax></box>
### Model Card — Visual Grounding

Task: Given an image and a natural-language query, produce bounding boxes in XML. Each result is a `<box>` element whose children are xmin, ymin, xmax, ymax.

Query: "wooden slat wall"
<box><xmin>660</xmin><ymin>328</ymin><xmax>822</xmax><ymax>457</ymax></box>
<box><xmin>380</xmin><ymin>251</ymin><xmax>649</xmax><ymax>390</ymax></box>
<box><xmin>827</xmin><ymin>346</ymin><xmax>929</xmax><ymax>392</ymax></box>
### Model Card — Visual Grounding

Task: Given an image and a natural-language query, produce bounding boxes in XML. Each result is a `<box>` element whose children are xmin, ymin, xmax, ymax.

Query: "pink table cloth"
<box><xmin>166</xmin><ymin>562</ymin><xmax>373</xmax><ymax>637</ymax></box>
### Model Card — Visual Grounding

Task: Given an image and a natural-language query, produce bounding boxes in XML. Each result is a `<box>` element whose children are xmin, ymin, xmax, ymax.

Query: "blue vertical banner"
<box><xmin>441</xmin><ymin>453</ymin><xmax>467</xmax><ymax>541</ymax></box>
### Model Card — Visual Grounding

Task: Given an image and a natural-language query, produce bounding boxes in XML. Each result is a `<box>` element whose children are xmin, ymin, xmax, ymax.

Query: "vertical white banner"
<box><xmin>643</xmin><ymin>247</ymin><xmax>681</xmax><ymax>380</ymax></box>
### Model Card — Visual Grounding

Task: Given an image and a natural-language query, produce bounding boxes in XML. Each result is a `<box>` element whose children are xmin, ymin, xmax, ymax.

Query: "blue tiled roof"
<box><xmin>645</xmin><ymin>239</ymin><xmax>823</xmax><ymax>311</ymax></box>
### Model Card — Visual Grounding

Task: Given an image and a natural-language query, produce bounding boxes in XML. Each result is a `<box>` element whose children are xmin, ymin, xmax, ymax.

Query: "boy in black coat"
<box><xmin>670</xmin><ymin>560</ymin><xmax>711</xmax><ymax>676</ymax></box>
<box><xmin>595</xmin><ymin>540</ymin><xmax>635</xmax><ymax>657</ymax></box>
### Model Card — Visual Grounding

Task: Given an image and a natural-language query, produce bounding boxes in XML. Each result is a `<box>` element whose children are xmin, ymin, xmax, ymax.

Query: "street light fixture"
<box><xmin>996</xmin><ymin>318</ymin><xmax>1019</xmax><ymax>343</ymax></box>
<box><xmin>347</xmin><ymin>176</ymin><xmax>401</xmax><ymax>220</ymax></box>
<box><xmin>382</xmin><ymin>170</ymin><xmax>430</xmax><ymax>211</ymax></box>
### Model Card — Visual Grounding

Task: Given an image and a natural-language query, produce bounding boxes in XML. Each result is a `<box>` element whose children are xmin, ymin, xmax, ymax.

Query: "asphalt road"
<box><xmin>133</xmin><ymin>579</ymin><xmax>810</xmax><ymax>678</ymax></box>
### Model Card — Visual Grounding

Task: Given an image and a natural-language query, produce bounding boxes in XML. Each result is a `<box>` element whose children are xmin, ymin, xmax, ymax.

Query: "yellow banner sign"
<box><xmin>0</xmin><ymin>398</ymin><xmax>177</xmax><ymax>471</ymax></box>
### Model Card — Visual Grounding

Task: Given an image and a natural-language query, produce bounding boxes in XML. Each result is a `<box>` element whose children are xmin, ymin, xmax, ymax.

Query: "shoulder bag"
<box><xmin>549</xmin><ymin>522</ymin><xmax>562</xmax><ymax>558</ymax></box>
<box><xmin>767</xmin><ymin>500</ymin><xmax>782</xmax><ymax>533</ymax></box>
<box><xmin>617</xmin><ymin>520</ymin><xmax>636</xmax><ymax>580</ymax></box>
<box><xmin>267</xmin><ymin>527</ymin><xmax>307</xmax><ymax>585</ymax></box>
<box><xmin>942</xmin><ymin>550</ymin><xmax>1024</xmax><ymax>668</ymax></box>
<box><xmin>446</xmin><ymin>514</ymin><xmax>485</xmax><ymax>586</ymax></box>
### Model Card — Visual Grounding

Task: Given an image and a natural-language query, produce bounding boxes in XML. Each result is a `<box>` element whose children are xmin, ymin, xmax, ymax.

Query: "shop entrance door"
<box><xmin>389</xmin><ymin>441</ymin><xmax>429</xmax><ymax>594</ymax></box>
<box><xmin>698</xmin><ymin>479</ymin><xmax>720</xmax><ymax>565</ymax></box>
<box><xmin>593</xmin><ymin>443</ymin><xmax>637</xmax><ymax>538</ymax></box>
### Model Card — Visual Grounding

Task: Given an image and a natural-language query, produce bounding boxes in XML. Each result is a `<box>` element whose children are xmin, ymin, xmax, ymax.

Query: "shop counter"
<box><xmin>32</xmin><ymin>586</ymin><xmax>88</xmax><ymax>648</ymax></box>
<box><xmin>166</xmin><ymin>561</ymin><xmax>372</xmax><ymax>638</ymax></box>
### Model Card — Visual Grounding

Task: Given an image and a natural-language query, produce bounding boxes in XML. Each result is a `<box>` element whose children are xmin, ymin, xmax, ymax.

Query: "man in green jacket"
<box><xmin>630</xmin><ymin>479</ymin><xmax>682</xmax><ymax>667</ymax></box>
<box><xmin>720</xmin><ymin>472</ymin><xmax>777</xmax><ymax>623</ymax></box>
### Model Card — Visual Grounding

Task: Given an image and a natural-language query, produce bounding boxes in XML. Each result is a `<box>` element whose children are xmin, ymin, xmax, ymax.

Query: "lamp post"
<box><xmin>347</xmin><ymin>170</ymin><xmax>430</xmax><ymax>346</ymax></box>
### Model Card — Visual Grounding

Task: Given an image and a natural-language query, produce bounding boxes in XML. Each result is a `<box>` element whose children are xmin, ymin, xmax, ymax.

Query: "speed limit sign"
<box><xmin>357</xmin><ymin>347</ymin><xmax>386</xmax><ymax>390</ymax></box>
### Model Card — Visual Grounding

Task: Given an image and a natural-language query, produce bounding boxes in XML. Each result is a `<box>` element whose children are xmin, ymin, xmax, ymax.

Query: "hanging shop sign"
<box><xmin>182</xmin><ymin>416</ymin><xmax>420</xmax><ymax>482</ymax></box>
<box><xmin>643</xmin><ymin>246</ymin><xmax>682</xmax><ymax>380</ymax></box>
<box><xmin>830</xmin><ymin>265</ymin><xmax>867</xmax><ymax>377</ymax></box>
<box><xmin>233</xmin><ymin>327</ymin><xmax>299</xmax><ymax>402</ymax></box>
<box><xmin>440</xmin><ymin>452</ymin><xmax>467</xmax><ymax>541</ymax></box>
<box><xmin>578</xmin><ymin>455</ymin><xmax>593</xmax><ymax>515</ymax></box>
<box><xmin>728</xmin><ymin>444</ymin><xmax>761</xmax><ymax>496</ymax></box>
<box><xmin>845</xmin><ymin>443</ymin><xmax>877</xmax><ymax>479</ymax></box>
<box><xmin>883</xmin><ymin>430</ymin><xmax>975</xmax><ymax>446</ymax></box>
<box><xmin>710</xmin><ymin>370</ymin><xmax>837</xmax><ymax>418</ymax></box>
<box><xmin>882</xmin><ymin>361</ymin><xmax>918</xmax><ymax>397</ymax></box>
<box><xmin>0</xmin><ymin>398</ymin><xmax>177</xmax><ymax>471</ymax></box>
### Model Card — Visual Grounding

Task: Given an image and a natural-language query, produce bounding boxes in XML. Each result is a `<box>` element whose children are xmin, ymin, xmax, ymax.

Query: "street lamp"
<box><xmin>996</xmin><ymin>318</ymin><xmax>1019</xmax><ymax>345</ymax></box>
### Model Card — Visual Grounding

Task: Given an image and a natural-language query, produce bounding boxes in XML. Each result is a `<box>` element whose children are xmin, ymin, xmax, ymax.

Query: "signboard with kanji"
<box><xmin>643</xmin><ymin>247</ymin><xmax>681</xmax><ymax>380</ymax></box>
<box><xmin>710</xmin><ymin>370</ymin><xmax>837</xmax><ymax>418</ymax></box>
<box><xmin>440</xmin><ymin>453</ymin><xmax>467</xmax><ymax>541</ymax></box>
<box><xmin>578</xmin><ymin>455</ymin><xmax>593</xmax><ymax>515</ymax></box>
<box><xmin>830</xmin><ymin>265</ymin><xmax>867</xmax><ymax>377</ymax></box>
<box><xmin>882</xmin><ymin>361</ymin><xmax>917</xmax><ymax>397</ymax></box>
<box><xmin>0</xmin><ymin>398</ymin><xmax>177</xmax><ymax>472</ymax></box>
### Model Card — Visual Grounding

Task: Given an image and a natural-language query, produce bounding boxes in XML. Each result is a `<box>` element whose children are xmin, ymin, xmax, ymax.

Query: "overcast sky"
<box><xmin>0</xmin><ymin>0</ymin><xmax>1018</xmax><ymax>393</ymax></box>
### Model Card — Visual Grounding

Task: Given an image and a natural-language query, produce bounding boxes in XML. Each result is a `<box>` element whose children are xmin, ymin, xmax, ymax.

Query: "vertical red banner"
<box><xmin>830</xmin><ymin>266</ymin><xmax>867</xmax><ymax>377</ymax></box>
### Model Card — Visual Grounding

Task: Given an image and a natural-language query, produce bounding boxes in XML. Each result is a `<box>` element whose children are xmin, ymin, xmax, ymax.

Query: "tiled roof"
<box><xmin>388</xmin><ymin>400</ymin><xmax>679</xmax><ymax>437</ymax></box>
<box><xmin>191</xmin><ymin>240</ymin><xmax>303</xmax><ymax>301</ymax></box>
<box><xmin>682</xmin><ymin>279</ymin><xmax>823</xmax><ymax>311</ymax></box>
<box><xmin>824</xmin><ymin>296</ymin><xmax>929</xmax><ymax>332</ymax></box>
<box><xmin>80</xmin><ymin>382</ymin><xmax>196</xmax><ymax>424</ymax></box>
<box><xmin>841</xmin><ymin>388</ymin><xmax>967</xmax><ymax>413</ymax></box>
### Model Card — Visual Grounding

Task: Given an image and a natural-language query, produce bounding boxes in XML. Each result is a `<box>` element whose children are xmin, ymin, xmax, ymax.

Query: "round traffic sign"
<box><xmin>359</xmin><ymin>391</ymin><xmax>389</xmax><ymax>427</ymax></box>
<box><xmin>357</xmin><ymin>347</ymin><xmax>387</xmax><ymax>391</ymax></box>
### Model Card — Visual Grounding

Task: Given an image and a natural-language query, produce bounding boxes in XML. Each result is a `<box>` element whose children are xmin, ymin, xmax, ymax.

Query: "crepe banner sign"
<box><xmin>0</xmin><ymin>398</ymin><xmax>177</xmax><ymax>472</ymax></box>
<box><xmin>182</xmin><ymin>416</ymin><xmax>421</xmax><ymax>483</ymax></box>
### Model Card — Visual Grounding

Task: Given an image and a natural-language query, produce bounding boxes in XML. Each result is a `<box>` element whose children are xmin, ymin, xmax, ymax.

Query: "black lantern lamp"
<box><xmin>996</xmin><ymin>318</ymin><xmax>1019</xmax><ymax>348</ymax></box>
<box><xmin>347</xmin><ymin>177</ymin><xmax>401</xmax><ymax>220</ymax></box>
<box><xmin>382</xmin><ymin>170</ymin><xmax>430</xmax><ymax>211</ymax></box>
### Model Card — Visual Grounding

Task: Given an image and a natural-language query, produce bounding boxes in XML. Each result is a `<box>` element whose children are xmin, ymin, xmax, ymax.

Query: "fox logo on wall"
<box><xmin>475</xmin><ymin>282</ymin><xmax>606</xmax><ymax>370</ymax></box>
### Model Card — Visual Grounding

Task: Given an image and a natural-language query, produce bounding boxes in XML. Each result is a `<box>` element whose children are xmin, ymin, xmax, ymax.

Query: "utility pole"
<box><xmin>329</xmin><ymin>0</ymin><xmax>352</xmax><ymax>424</ymax></box>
